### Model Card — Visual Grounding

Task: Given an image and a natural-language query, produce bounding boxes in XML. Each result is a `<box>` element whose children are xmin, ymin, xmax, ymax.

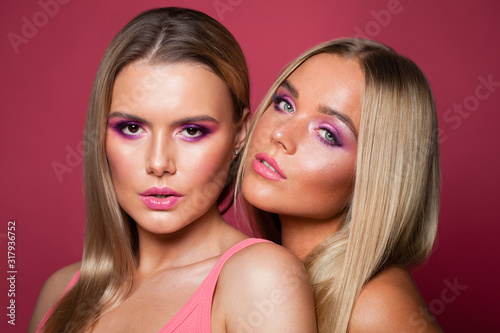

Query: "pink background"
<box><xmin>1</xmin><ymin>0</ymin><xmax>499</xmax><ymax>332</ymax></box>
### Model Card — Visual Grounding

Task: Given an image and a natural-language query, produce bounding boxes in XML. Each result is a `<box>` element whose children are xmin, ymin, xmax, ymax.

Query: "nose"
<box><xmin>146</xmin><ymin>131</ymin><xmax>176</xmax><ymax>176</ymax></box>
<box><xmin>270</xmin><ymin>116</ymin><xmax>298</xmax><ymax>154</ymax></box>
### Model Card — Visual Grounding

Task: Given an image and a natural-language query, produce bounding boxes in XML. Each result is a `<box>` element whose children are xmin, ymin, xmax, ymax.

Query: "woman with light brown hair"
<box><xmin>238</xmin><ymin>38</ymin><xmax>442</xmax><ymax>332</ymax></box>
<box><xmin>28</xmin><ymin>8</ymin><xmax>315</xmax><ymax>333</ymax></box>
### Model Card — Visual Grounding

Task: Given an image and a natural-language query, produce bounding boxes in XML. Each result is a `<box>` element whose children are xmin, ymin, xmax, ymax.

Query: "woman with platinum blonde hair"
<box><xmin>238</xmin><ymin>38</ymin><xmax>442</xmax><ymax>332</ymax></box>
<box><xmin>29</xmin><ymin>7</ymin><xmax>316</xmax><ymax>333</ymax></box>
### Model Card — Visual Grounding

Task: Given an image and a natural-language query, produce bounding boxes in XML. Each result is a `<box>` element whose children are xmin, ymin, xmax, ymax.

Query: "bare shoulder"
<box><xmin>28</xmin><ymin>262</ymin><xmax>81</xmax><ymax>333</ymax></box>
<box><xmin>349</xmin><ymin>266</ymin><xmax>442</xmax><ymax>333</ymax></box>
<box><xmin>216</xmin><ymin>241</ymin><xmax>317</xmax><ymax>332</ymax></box>
<box><xmin>223</xmin><ymin>241</ymin><xmax>311</xmax><ymax>292</ymax></box>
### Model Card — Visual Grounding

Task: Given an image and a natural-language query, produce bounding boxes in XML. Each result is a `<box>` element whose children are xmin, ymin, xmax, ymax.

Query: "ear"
<box><xmin>233</xmin><ymin>107</ymin><xmax>250</xmax><ymax>153</ymax></box>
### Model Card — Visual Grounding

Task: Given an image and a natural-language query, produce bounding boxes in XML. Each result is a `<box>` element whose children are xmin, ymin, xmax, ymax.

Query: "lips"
<box><xmin>140</xmin><ymin>187</ymin><xmax>183</xmax><ymax>210</ymax></box>
<box><xmin>252</xmin><ymin>153</ymin><xmax>287</xmax><ymax>181</ymax></box>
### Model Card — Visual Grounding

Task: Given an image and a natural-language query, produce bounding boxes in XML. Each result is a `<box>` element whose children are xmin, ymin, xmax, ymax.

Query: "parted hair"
<box><xmin>42</xmin><ymin>7</ymin><xmax>249</xmax><ymax>332</ymax></box>
<box><xmin>236</xmin><ymin>38</ymin><xmax>440</xmax><ymax>332</ymax></box>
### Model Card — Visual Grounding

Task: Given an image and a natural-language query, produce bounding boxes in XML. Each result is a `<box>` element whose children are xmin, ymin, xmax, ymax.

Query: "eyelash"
<box><xmin>317</xmin><ymin>127</ymin><xmax>341</xmax><ymax>147</ymax></box>
<box><xmin>178</xmin><ymin>124</ymin><xmax>210</xmax><ymax>141</ymax></box>
<box><xmin>272</xmin><ymin>94</ymin><xmax>295</xmax><ymax>114</ymax></box>
<box><xmin>113</xmin><ymin>121</ymin><xmax>144</xmax><ymax>139</ymax></box>
<box><xmin>271</xmin><ymin>93</ymin><xmax>342</xmax><ymax>148</ymax></box>
<box><xmin>111</xmin><ymin>121</ymin><xmax>211</xmax><ymax>142</ymax></box>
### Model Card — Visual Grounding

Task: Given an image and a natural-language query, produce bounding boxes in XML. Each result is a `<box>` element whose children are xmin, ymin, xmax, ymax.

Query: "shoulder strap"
<box><xmin>65</xmin><ymin>269</ymin><xmax>81</xmax><ymax>291</ymax></box>
<box><xmin>210</xmin><ymin>238</ymin><xmax>272</xmax><ymax>280</ymax></box>
<box><xmin>35</xmin><ymin>269</ymin><xmax>81</xmax><ymax>332</ymax></box>
<box><xmin>198</xmin><ymin>238</ymin><xmax>272</xmax><ymax>331</ymax></box>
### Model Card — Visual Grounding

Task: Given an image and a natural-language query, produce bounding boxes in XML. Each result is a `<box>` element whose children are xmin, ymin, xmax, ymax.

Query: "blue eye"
<box><xmin>278</xmin><ymin>100</ymin><xmax>294</xmax><ymax>113</ymax></box>
<box><xmin>318</xmin><ymin>129</ymin><xmax>335</xmax><ymax>142</ymax></box>
<box><xmin>272</xmin><ymin>94</ymin><xmax>295</xmax><ymax>114</ymax></box>
<box><xmin>317</xmin><ymin>128</ymin><xmax>341</xmax><ymax>147</ymax></box>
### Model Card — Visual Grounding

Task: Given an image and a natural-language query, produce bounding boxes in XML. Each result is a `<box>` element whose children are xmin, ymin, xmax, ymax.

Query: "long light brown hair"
<box><xmin>236</xmin><ymin>38</ymin><xmax>440</xmax><ymax>332</ymax></box>
<box><xmin>42</xmin><ymin>7</ymin><xmax>249</xmax><ymax>332</ymax></box>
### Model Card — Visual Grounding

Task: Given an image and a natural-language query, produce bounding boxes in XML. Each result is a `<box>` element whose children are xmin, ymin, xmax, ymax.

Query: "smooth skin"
<box><xmin>243</xmin><ymin>53</ymin><xmax>442</xmax><ymax>332</ymax></box>
<box><xmin>29</xmin><ymin>62</ymin><xmax>316</xmax><ymax>333</ymax></box>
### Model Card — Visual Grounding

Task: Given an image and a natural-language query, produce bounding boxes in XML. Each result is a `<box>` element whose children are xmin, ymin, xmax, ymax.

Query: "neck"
<box><xmin>279</xmin><ymin>214</ymin><xmax>342</xmax><ymax>261</ymax></box>
<box><xmin>135</xmin><ymin>205</ymin><xmax>241</xmax><ymax>276</ymax></box>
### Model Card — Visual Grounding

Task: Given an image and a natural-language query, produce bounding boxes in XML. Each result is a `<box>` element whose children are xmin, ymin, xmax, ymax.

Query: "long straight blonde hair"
<box><xmin>236</xmin><ymin>38</ymin><xmax>440</xmax><ymax>332</ymax></box>
<box><xmin>42</xmin><ymin>7</ymin><xmax>249</xmax><ymax>332</ymax></box>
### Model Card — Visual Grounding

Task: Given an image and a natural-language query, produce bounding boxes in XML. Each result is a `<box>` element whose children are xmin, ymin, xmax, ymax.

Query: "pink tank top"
<box><xmin>37</xmin><ymin>238</ymin><xmax>270</xmax><ymax>332</ymax></box>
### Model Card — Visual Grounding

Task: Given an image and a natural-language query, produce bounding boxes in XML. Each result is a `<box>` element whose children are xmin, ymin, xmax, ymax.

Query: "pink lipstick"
<box><xmin>140</xmin><ymin>187</ymin><xmax>183</xmax><ymax>210</ymax></box>
<box><xmin>252</xmin><ymin>153</ymin><xmax>287</xmax><ymax>181</ymax></box>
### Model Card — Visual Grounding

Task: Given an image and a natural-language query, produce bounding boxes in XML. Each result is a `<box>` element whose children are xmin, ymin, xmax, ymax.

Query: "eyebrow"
<box><xmin>107</xmin><ymin>112</ymin><xmax>219</xmax><ymax>126</ymax></box>
<box><xmin>108</xmin><ymin>112</ymin><xmax>150</xmax><ymax>125</ymax></box>
<box><xmin>171</xmin><ymin>115</ymin><xmax>219</xmax><ymax>126</ymax></box>
<box><xmin>281</xmin><ymin>80</ymin><xmax>299</xmax><ymax>99</ymax></box>
<box><xmin>279</xmin><ymin>80</ymin><xmax>358</xmax><ymax>139</ymax></box>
